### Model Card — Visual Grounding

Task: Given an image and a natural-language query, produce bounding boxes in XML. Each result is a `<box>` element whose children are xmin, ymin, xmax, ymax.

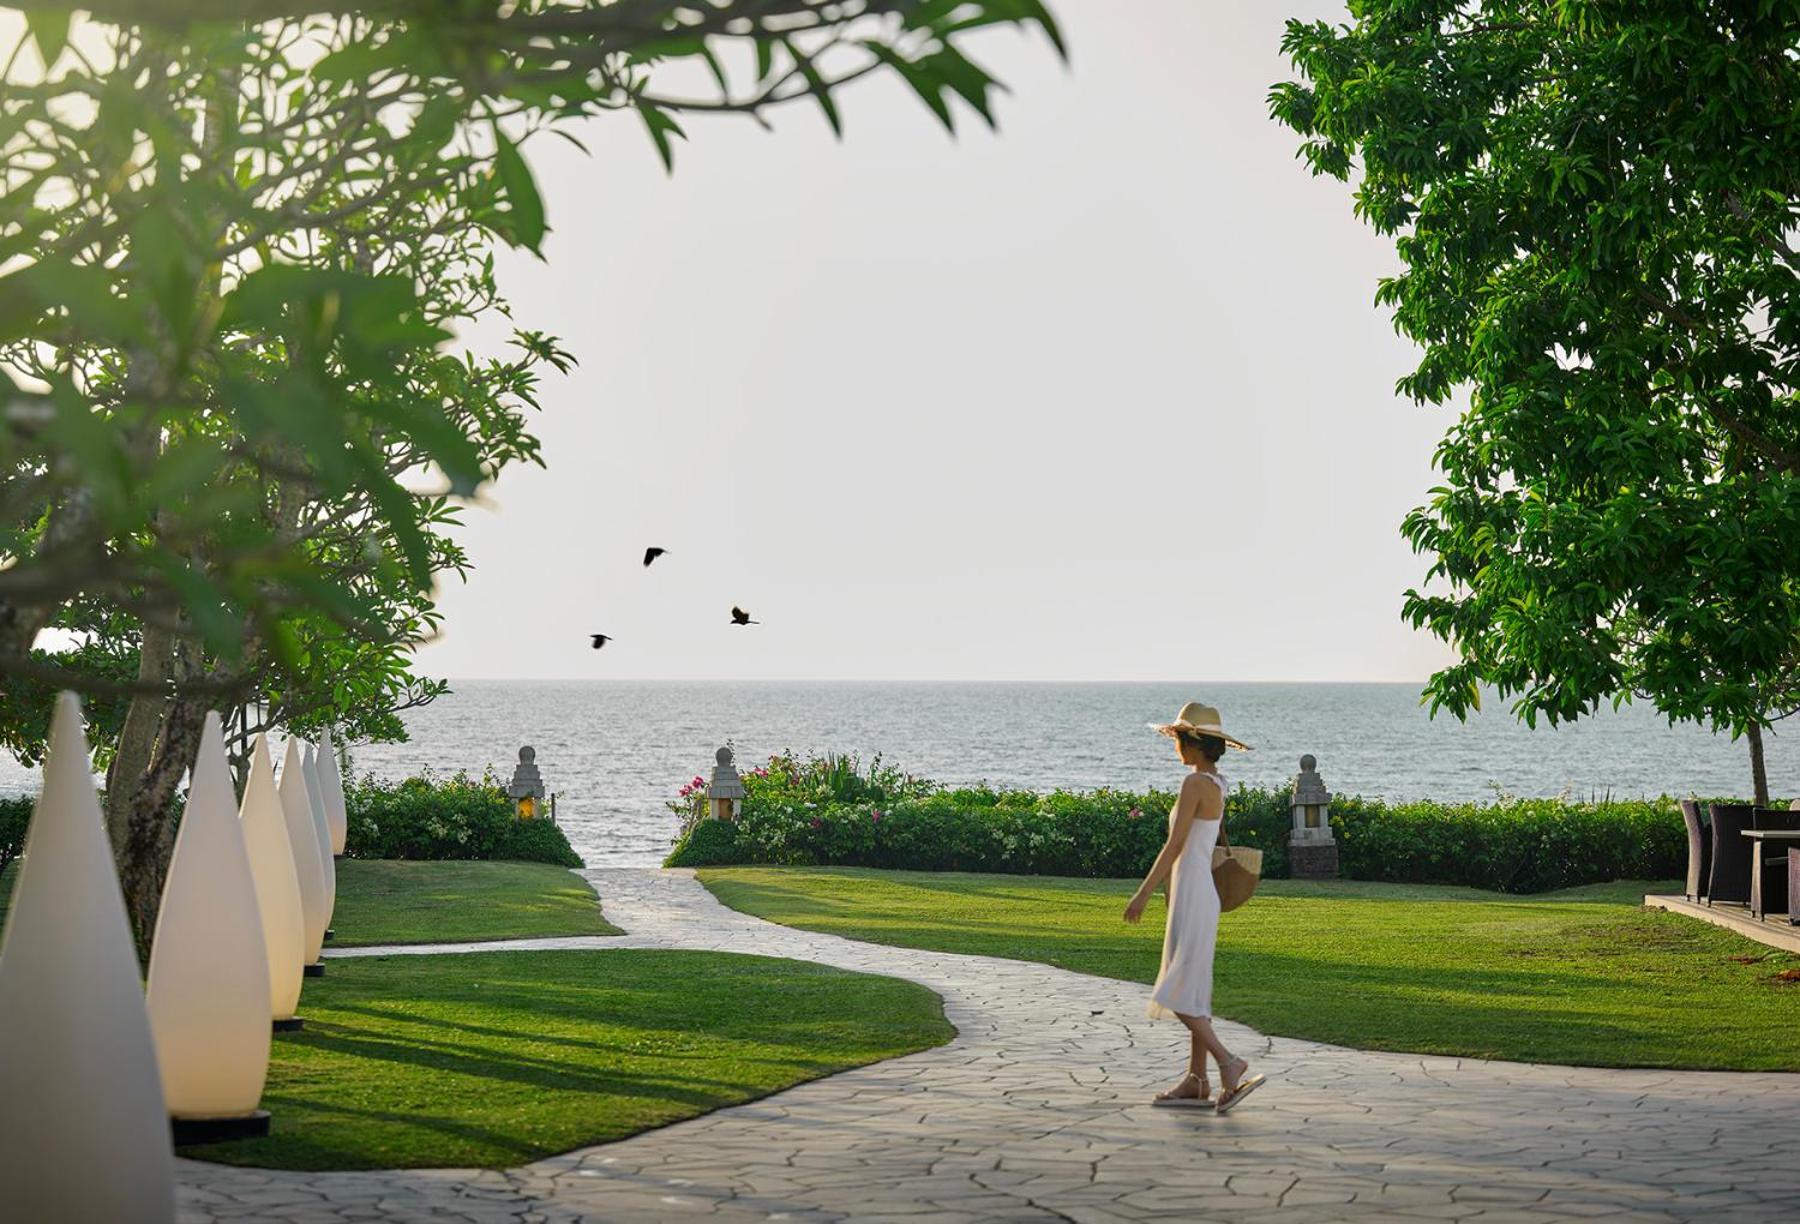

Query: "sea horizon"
<box><xmin>8</xmin><ymin>679</ymin><xmax>1788</xmax><ymax>869</ymax></box>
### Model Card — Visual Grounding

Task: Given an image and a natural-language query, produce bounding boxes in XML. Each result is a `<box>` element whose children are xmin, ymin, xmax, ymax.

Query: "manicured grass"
<box><xmin>186</xmin><ymin>948</ymin><xmax>951</xmax><ymax>1170</ymax></box>
<box><xmin>328</xmin><ymin>860</ymin><xmax>620</xmax><ymax>946</ymax></box>
<box><xmin>699</xmin><ymin>867</ymin><xmax>1800</xmax><ymax>1072</ymax></box>
<box><xmin>0</xmin><ymin>859</ymin><xmax>616</xmax><ymax>947</ymax></box>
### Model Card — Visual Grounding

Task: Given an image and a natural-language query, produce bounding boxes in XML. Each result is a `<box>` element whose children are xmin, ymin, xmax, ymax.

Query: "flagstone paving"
<box><xmin>178</xmin><ymin>867</ymin><xmax>1800</xmax><ymax>1223</ymax></box>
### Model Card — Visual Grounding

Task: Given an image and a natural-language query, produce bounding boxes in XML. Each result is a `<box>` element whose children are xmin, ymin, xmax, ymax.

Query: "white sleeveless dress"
<box><xmin>1147</xmin><ymin>770</ymin><xmax>1223</xmax><ymax>1020</ymax></box>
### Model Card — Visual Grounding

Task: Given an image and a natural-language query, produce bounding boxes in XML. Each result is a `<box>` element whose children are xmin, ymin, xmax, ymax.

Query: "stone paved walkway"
<box><xmin>179</xmin><ymin>868</ymin><xmax>1800</xmax><ymax>1223</ymax></box>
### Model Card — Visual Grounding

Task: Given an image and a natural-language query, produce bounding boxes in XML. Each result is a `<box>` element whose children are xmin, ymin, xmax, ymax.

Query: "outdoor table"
<box><xmin>1739</xmin><ymin>829</ymin><xmax>1800</xmax><ymax>921</ymax></box>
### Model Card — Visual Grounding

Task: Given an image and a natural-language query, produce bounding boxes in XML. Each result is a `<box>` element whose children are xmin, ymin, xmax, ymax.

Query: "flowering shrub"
<box><xmin>344</xmin><ymin>770</ymin><xmax>582</xmax><ymax>866</ymax></box>
<box><xmin>665</xmin><ymin>773</ymin><xmax>709</xmax><ymax>838</ymax></box>
<box><xmin>665</xmin><ymin>752</ymin><xmax>1694</xmax><ymax>892</ymax></box>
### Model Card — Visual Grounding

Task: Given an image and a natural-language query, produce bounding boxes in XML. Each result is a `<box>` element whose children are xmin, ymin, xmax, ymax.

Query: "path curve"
<box><xmin>179</xmin><ymin>867</ymin><xmax>1800</xmax><ymax>1223</ymax></box>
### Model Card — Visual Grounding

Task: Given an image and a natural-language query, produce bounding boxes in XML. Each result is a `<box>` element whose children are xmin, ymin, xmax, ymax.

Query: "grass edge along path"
<box><xmin>697</xmin><ymin>867</ymin><xmax>1800</xmax><ymax>1073</ymax></box>
<box><xmin>327</xmin><ymin>859</ymin><xmax>620</xmax><ymax>946</ymax></box>
<box><xmin>186</xmin><ymin>947</ymin><xmax>952</xmax><ymax>1170</ymax></box>
<box><xmin>0</xmin><ymin>858</ymin><xmax>618</xmax><ymax>946</ymax></box>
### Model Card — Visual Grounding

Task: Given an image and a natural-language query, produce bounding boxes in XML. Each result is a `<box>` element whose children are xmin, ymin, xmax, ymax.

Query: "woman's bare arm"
<box><xmin>1124</xmin><ymin>772</ymin><xmax>1222</xmax><ymax>924</ymax></box>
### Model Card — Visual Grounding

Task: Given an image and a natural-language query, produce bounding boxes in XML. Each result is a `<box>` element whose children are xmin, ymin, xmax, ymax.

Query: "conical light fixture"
<box><xmin>0</xmin><ymin>694</ymin><xmax>176</xmax><ymax>1222</ymax></box>
<box><xmin>318</xmin><ymin>728</ymin><xmax>348</xmax><ymax>856</ymax></box>
<box><xmin>240</xmin><ymin>734</ymin><xmax>305</xmax><ymax>1023</ymax></box>
<box><xmin>301</xmin><ymin>743</ymin><xmax>336</xmax><ymax>927</ymax></box>
<box><xmin>279</xmin><ymin>737</ymin><xmax>329</xmax><ymax>967</ymax></box>
<box><xmin>146</xmin><ymin>712</ymin><xmax>272</xmax><ymax>1129</ymax></box>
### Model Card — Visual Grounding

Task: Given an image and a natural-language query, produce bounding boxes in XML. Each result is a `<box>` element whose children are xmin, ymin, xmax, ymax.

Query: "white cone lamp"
<box><xmin>318</xmin><ymin>728</ymin><xmax>348</xmax><ymax>856</ymax></box>
<box><xmin>0</xmin><ymin>694</ymin><xmax>176</xmax><ymax>1223</ymax></box>
<box><xmin>240</xmin><ymin>734</ymin><xmax>306</xmax><ymax>1025</ymax></box>
<box><xmin>145</xmin><ymin>713</ymin><xmax>272</xmax><ymax>1138</ymax></box>
<box><xmin>279</xmin><ymin>737</ymin><xmax>329</xmax><ymax>968</ymax></box>
<box><xmin>301</xmin><ymin>743</ymin><xmax>336</xmax><ymax>928</ymax></box>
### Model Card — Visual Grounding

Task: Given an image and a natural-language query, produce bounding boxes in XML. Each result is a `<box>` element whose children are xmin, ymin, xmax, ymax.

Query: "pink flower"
<box><xmin>810</xmin><ymin>817</ymin><xmax>823</xmax><ymax>830</ymax></box>
<box><xmin>870</xmin><ymin>809</ymin><xmax>883</xmax><ymax>823</ymax></box>
<box><xmin>1128</xmin><ymin>807</ymin><xmax>1143</xmax><ymax>821</ymax></box>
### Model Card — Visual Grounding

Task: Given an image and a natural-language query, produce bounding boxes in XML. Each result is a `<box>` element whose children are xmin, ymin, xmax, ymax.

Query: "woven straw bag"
<box><xmin>1211</xmin><ymin>826</ymin><xmax>1263</xmax><ymax>912</ymax></box>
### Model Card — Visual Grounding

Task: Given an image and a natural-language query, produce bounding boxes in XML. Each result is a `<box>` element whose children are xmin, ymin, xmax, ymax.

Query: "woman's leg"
<box><xmin>1179</xmin><ymin>1012</ymin><xmax>1239</xmax><ymax>1086</ymax></box>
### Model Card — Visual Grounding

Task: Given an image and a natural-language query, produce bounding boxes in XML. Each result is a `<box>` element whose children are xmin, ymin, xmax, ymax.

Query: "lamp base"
<box><xmin>1290</xmin><ymin>840</ymin><xmax>1340</xmax><ymax>879</ymax></box>
<box><xmin>303</xmin><ymin>961</ymin><xmax>326</xmax><ymax>978</ymax></box>
<box><xmin>273</xmin><ymin>1017</ymin><xmax>305</xmax><ymax>1033</ymax></box>
<box><xmin>172</xmin><ymin>1111</ymin><xmax>272</xmax><ymax>1146</ymax></box>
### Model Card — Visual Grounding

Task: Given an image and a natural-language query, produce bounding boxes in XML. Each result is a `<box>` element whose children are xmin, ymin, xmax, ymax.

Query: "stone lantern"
<box><xmin>1289</xmin><ymin>754</ymin><xmax>1339</xmax><ymax>878</ymax></box>
<box><xmin>508</xmin><ymin>746</ymin><xmax>545</xmax><ymax>820</ymax></box>
<box><xmin>707</xmin><ymin>746</ymin><xmax>745</xmax><ymax>822</ymax></box>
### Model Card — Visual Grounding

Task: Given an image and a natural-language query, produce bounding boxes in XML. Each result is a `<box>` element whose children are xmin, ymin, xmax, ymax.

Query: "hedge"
<box><xmin>664</xmin><ymin>752</ymin><xmax>1697</xmax><ymax>893</ymax></box>
<box><xmin>344</xmin><ymin>771</ymin><xmax>582</xmax><ymax>867</ymax></box>
<box><xmin>0</xmin><ymin>796</ymin><xmax>28</xmax><ymax>878</ymax></box>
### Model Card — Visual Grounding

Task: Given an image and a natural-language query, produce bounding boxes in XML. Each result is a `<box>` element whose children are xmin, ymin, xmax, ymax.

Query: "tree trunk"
<box><xmin>102</xmin><ymin>622</ymin><xmax>210</xmax><ymax>961</ymax></box>
<box><xmin>113</xmin><ymin>698</ymin><xmax>206</xmax><ymax>962</ymax></box>
<box><xmin>105</xmin><ymin>623</ymin><xmax>175</xmax><ymax>857</ymax></box>
<box><xmin>1747</xmin><ymin>721</ymin><xmax>1771</xmax><ymax>808</ymax></box>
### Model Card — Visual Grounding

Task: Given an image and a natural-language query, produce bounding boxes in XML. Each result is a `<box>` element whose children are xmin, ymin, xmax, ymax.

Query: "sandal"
<box><xmin>1214</xmin><ymin>1058</ymin><xmax>1266</xmax><ymax>1115</ymax></box>
<box><xmin>1151</xmin><ymin>1072</ymin><xmax>1214</xmax><ymax>1109</ymax></box>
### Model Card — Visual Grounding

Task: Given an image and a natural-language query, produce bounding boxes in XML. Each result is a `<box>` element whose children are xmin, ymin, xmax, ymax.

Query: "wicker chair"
<box><xmin>1707</xmin><ymin>804</ymin><xmax>1755</xmax><ymax>905</ymax></box>
<box><xmin>1751</xmin><ymin>808</ymin><xmax>1800</xmax><ymax>918</ymax></box>
<box><xmin>1790</xmin><ymin>848</ymin><xmax>1800</xmax><ymax>926</ymax></box>
<box><xmin>1680</xmin><ymin>800</ymin><xmax>1711</xmax><ymax>901</ymax></box>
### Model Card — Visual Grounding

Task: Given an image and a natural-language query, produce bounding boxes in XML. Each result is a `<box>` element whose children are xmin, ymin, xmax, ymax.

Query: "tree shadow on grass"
<box><xmin>284</xmin><ymin>1022</ymin><xmax>776</xmax><ymax>1103</ymax></box>
<box><xmin>1212</xmin><ymin>942</ymin><xmax>1800</xmax><ymax>1070</ymax></box>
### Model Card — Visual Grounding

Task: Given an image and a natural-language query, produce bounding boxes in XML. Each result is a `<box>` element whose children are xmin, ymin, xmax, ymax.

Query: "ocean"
<box><xmin>3</xmin><ymin>681</ymin><xmax>1792</xmax><ymax>867</ymax></box>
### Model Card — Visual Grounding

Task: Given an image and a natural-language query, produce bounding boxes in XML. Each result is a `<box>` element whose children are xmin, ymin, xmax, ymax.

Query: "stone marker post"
<box><xmin>1289</xmin><ymin>754</ymin><xmax>1339</xmax><ymax>878</ymax></box>
<box><xmin>508</xmin><ymin>746</ymin><xmax>546</xmax><ymax>820</ymax></box>
<box><xmin>707</xmin><ymin>746</ymin><xmax>745</xmax><ymax>822</ymax></box>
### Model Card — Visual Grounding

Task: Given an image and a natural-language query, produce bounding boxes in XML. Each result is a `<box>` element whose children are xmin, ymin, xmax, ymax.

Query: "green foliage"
<box><xmin>668</xmin><ymin>751</ymin><xmax>1694</xmax><ymax>892</ymax></box>
<box><xmin>2</xmin><ymin>3</ymin><xmax>1065</xmax><ymax>692</ymax></box>
<box><xmin>0</xmin><ymin>797</ymin><xmax>29</xmax><ymax>879</ymax></box>
<box><xmin>665</xmin><ymin>817</ymin><xmax>742</xmax><ymax>868</ymax></box>
<box><xmin>344</xmin><ymin>772</ymin><xmax>581</xmax><ymax>867</ymax></box>
<box><xmin>1329</xmin><ymin>795</ymin><xmax>1686</xmax><ymax>895</ymax></box>
<box><xmin>491</xmin><ymin>815</ymin><xmax>586</xmax><ymax>869</ymax></box>
<box><xmin>1270</xmin><ymin>2</ymin><xmax>1800</xmax><ymax>797</ymax></box>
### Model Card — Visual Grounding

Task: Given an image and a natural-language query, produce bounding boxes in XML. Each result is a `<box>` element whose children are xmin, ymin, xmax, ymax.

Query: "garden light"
<box><xmin>0</xmin><ymin>694</ymin><xmax>176</xmax><ymax>1222</ymax></box>
<box><xmin>1289</xmin><ymin>754</ymin><xmax>1340</xmax><ymax>879</ymax></box>
<box><xmin>146</xmin><ymin>712</ymin><xmax>272</xmax><ymax>1142</ymax></box>
<box><xmin>509</xmin><ymin>745</ymin><xmax>546</xmax><ymax>819</ymax></box>
<box><xmin>279</xmin><ymin>736</ymin><xmax>330</xmax><ymax>974</ymax></box>
<box><xmin>707</xmin><ymin>746</ymin><xmax>746</xmax><ymax>822</ymax></box>
<box><xmin>318</xmin><ymin>728</ymin><xmax>349</xmax><ymax>855</ymax></box>
<box><xmin>241</xmin><ymin>734</ymin><xmax>307</xmax><ymax>1028</ymax></box>
<box><xmin>301</xmin><ymin>743</ymin><xmax>337</xmax><ymax>934</ymax></box>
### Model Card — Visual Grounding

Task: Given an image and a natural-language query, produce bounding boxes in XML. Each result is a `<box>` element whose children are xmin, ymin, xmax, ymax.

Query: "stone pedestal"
<box><xmin>1290</xmin><ymin>840</ymin><xmax>1339</xmax><ymax>879</ymax></box>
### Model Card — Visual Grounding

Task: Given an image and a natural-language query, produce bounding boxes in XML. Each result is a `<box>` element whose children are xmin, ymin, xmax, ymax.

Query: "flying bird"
<box><xmin>643</xmin><ymin>547</ymin><xmax>667</xmax><ymax>567</ymax></box>
<box><xmin>730</xmin><ymin>606</ymin><xmax>758</xmax><ymax>626</ymax></box>
<box><xmin>589</xmin><ymin>634</ymin><xmax>612</xmax><ymax>649</ymax></box>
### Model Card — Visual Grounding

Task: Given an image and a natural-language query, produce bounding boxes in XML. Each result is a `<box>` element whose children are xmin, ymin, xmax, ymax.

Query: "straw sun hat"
<box><xmin>1148</xmin><ymin>702</ymin><xmax>1253</xmax><ymax>752</ymax></box>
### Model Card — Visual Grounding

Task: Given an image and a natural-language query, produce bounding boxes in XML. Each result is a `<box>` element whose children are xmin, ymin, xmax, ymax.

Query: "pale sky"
<box><xmin>429</xmin><ymin>0</ymin><xmax>1458</xmax><ymax>683</ymax></box>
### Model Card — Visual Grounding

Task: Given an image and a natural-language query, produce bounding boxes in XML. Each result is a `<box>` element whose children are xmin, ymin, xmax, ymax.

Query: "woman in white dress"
<box><xmin>1124</xmin><ymin>702</ymin><xmax>1266</xmax><ymax>1114</ymax></box>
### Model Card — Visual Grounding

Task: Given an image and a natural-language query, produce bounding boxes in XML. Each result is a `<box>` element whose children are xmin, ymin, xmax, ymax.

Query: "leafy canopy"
<box><xmin>1272</xmin><ymin>1</ymin><xmax>1800</xmax><ymax>750</ymax></box>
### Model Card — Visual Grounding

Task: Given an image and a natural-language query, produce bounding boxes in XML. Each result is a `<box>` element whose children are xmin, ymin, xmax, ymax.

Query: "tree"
<box><xmin>1272</xmin><ymin>1</ymin><xmax>1800</xmax><ymax>803</ymax></box>
<box><xmin>1</xmin><ymin>1</ymin><xmax>1063</xmax><ymax>951</ymax></box>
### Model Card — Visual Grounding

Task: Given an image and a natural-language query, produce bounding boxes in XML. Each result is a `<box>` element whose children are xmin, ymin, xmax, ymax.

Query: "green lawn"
<box><xmin>0</xmin><ymin>858</ymin><xmax>617</xmax><ymax>947</ymax></box>
<box><xmin>698</xmin><ymin>867</ymin><xmax>1800</xmax><ymax>1072</ymax></box>
<box><xmin>186</xmin><ymin>948</ymin><xmax>951</xmax><ymax>1170</ymax></box>
<box><xmin>328</xmin><ymin>860</ymin><xmax>619</xmax><ymax>946</ymax></box>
